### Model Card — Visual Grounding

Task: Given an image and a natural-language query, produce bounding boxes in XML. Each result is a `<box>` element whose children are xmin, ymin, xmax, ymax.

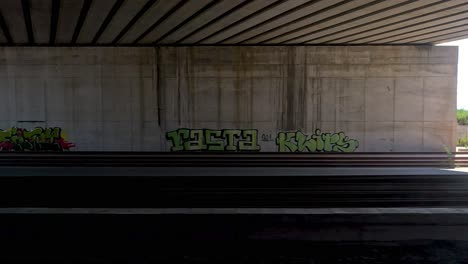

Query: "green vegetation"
<box><xmin>458</xmin><ymin>137</ymin><xmax>468</xmax><ymax>147</ymax></box>
<box><xmin>457</xmin><ymin>109</ymin><xmax>468</xmax><ymax>125</ymax></box>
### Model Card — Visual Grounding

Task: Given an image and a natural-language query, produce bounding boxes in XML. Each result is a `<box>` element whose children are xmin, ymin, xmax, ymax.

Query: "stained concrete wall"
<box><xmin>0</xmin><ymin>46</ymin><xmax>458</xmax><ymax>152</ymax></box>
<box><xmin>0</xmin><ymin>47</ymin><xmax>159</xmax><ymax>151</ymax></box>
<box><xmin>159</xmin><ymin>46</ymin><xmax>458</xmax><ymax>152</ymax></box>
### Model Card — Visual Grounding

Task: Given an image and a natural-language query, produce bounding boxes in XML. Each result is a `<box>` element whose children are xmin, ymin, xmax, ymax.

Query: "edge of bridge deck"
<box><xmin>3</xmin><ymin>207</ymin><xmax>468</xmax><ymax>215</ymax></box>
<box><xmin>0</xmin><ymin>166</ymin><xmax>468</xmax><ymax>176</ymax></box>
<box><xmin>0</xmin><ymin>152</ymin><xmax>466</xmax><ymax>168</ymax></box>
<box><xmin>0</xmin><ymin>151</ymin><xmax>467</xmax><ymax>175</ymax></box>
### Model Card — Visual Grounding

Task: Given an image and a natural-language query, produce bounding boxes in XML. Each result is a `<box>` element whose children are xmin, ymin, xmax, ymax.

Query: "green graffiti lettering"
<box><xmin>0</xmin><ymin>127</ymin><xmax>75</xmax><ymax>152</ymax></box>
<box><xmin>165</xmin><ymin>128</ymin><xmax>358</xmax><ymax>153</ymax></box>
<box><xmin>0</xmin><ymin>130</ymin><xmax>10</xmax><ymax>142</ymax></box>
<box><xmin>311</xmin><ymin>129</ymin><xmax>324</xmax><ymax>151</ymax></box>
<box><xmin>276</xmin><ymin>132</ymin><xmax>298</xmax><ymax>152</ymax></box>
<box><xmin>44</xmin><ymin>127</ymin><xmax>61</xmax><ymax>140</ymax></box>
<box><xmin>322</xmin><ymin>132</ymin><xmax>341</xmax><ymax>152</ymax></box>
<box><xmin>276</xmin><ymin>130</ymin><xmax>359</xmax><ymax>153</ymax></box>
<box><xmin>205</xmin><ymin>130</ymin><xmax>224</xmax><ymax>151</ymax></box>
<box><xmin>295</xmin><ymin>131</ymin><xmax>317</xmax><ymax>152</ymax></box>
<box><xmin>165</xmin><ymin>130</ymin><xmax>182</xmax><ymax>151</ymax></box>
<box><xmin>238</xmin><ymin>130</ymin><xmax>261</xmax><ymax>151</ymax></box>
<box><xmin>222</xmin><ymin>130</ymin><xmax>241</xmax><ymax>151</ymax></box>
<box><xmin>332</xmin><ymin>132</ymin><xmax>359</xmax><ymax>152</ymax></box>
<box><xmin>23</xmin><ymin>127</ymin><xmax>44</xmax><ymax>140</ymax></box>
<box><xmin>165</xmin><ymin>129</ymin><xmax>261</xmax><ymax>152</ymax></box>
<box><xmin>183</xmin><ymin>129</ymin><xmax>206</xmax><ymax>151</ymax></box>
<box><xmin>165</xmin><ymin>129</ymin><xmax>189</xmax><ymax>152</ymax></box>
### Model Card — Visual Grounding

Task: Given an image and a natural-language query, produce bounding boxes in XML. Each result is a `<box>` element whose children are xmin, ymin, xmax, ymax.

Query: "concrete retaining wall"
<box><xmin>0</xmin><ymin>46</ymin><xmax>458</xmax><ymax>152</ymax></box>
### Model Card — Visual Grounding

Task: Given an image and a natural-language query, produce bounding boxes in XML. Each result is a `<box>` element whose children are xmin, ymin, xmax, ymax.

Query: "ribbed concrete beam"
<box><xmin>0</xmin><ymin>0</ymin><xmax>28</xmax><ymax>43</ymax></box>
<box><xmin>56</xmin><ymin>0</ymin><xmax>83</xmax><ymax>44</ymax></box>
<box><xmin>219</xmin><ymin>0</ymin><xmax>344</xmax><ymax>44</ymax></box>
<box><xmin>138</xmin><ymin>0</ymin><xmax>214</xmax><ymax>44</ymax></box>
<box><xmin>341</xmin><ymin>0</ymin><xmax>468</xmax><ymax>44</ymax></box>
<box><xmin>296</xmin><ymin>0</ymin><xmax>443</xmax><ymax>44</ymax></box>
<box><xmin>414</xmin><ymin>29</ymin><xmax>468</xmax><ymax>44</ymax></box>
<box><xmin>379</xmin><ymin>20</ymin><xmax>468</xmax><ymax>44</ymax></box>
<box><xmin>197</xmin><ymin>0</ymin><xmax>311</xmax><ymax>44</ymax></box>
<box><xmin>29</xmin><ymin>0</ymin><xmax>51</xmax><ymax>44</ymax></box>
<box><xmin>97</xmin><ymin>0</ymin><xmax>148</xmax><ymax>44</ymax></box>
<box><xmin>0</xmin><ymin>0</ymin><xmax>467</xmax><ymax>45</ymax></box>
<box><xmin>179</xmin><ymin>0</ymin><xmax>277</xmax><ymax>44</ymax></box>
<box><xmin>403</xmin><ymin>26</ymin><xmax>468</xmax><ymax>44</ymax></box>
<box><xmin>159</xmin><ymin>0</ymin><xmax>248</xmax><ymax>44</ymax></box>
<box><xmin>243</xmin><ymin>0</ymin><xmax>377</xmax><ymax>44</ymax></box>
<box><xmin>117</xmin><ymin>0</ymin><xmax>180</xmax><ymax>44</ymax></box>
<box><xmin>75</xmin><ymin>0</ymin><xmax>116</xmax><ymax>43</ymax></box>
<box><xmin>432</xmin><ymin>31</ymin><xmax>468</xmax><ymax>44</ymax></box>
<box><xmin>370</xmin><ymin>13</ymin><xmax>468</xmax><ymax>43</ymax></box>
<box><xmin>269</xmin><ymin>0</ymin><xmax>411</xmax><ymax>44</ymax></box>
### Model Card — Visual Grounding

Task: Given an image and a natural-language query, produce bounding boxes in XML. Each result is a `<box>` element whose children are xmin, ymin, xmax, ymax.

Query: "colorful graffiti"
<box><xmin>166</xmin><ymin>128</ymin><xmax>358</xmax><ymax>152</ymax></box>
<box><xmin>276</xmin><ymin>129</ymin><xmax>359</xmax><ymax>152</ymax></box>
<box><xmin>166</xmin><ymin>129</ymin><xmax>261</xmax><ymax>152</ymax></box>
<box><xmin>0</xmin><ymin>127</ymin><xmax>75</xmax><ymax>152</ymax></box>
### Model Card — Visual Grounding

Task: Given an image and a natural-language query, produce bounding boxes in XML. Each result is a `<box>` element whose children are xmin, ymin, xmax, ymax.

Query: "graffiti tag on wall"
<box><xmin>166</xmin><ymin>129</ymin><xmax>261</xmax><ymax>151</ymax></box>
<box><xmin>166</xmin><ymin>128</ymin><xmax>359</xmax><ymax>152</ymax></box>
<box><xmin>276</xmin><ymin>129</ymin><xmax>358</xmax><ymax>152</ymax></box>
<box><xmin>0</xmin><ymin>127</ymin><xmax>75</xmax><ymax>152</ymax></box>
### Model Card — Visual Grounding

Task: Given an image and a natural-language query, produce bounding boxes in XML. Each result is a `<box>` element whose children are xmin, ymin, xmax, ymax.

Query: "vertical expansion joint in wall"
<box><xmin>154</xmin><ymin>47</ymin><xmax>165</xmax><ymax>151</ymax></box>
<box><xmin>303</xmin><ymin>47</ymin><xmax>307</xmax><ymax>132</ymax></box>
<box><xmin>99</xmin><ymin>59</ymin><xmax>104</xmax><ymax>151</ymax></box>
<box><xmin>6</xmin><ymin>66</ymin><xmax>16</xmax><ymax>126</ymax></box>
<box><xmin>176</xmin><ymin>48</ymin><xmax>181</xmax><ymax>126</ymax></box>
<box><xmin>294</xmin><ymin>46</ymin><xmax>306</xmax><ymax>131</ymax></box>
<box><xmin>363</xmin><ymin>70</ymin><xmax>367</xmax><ymax>152</ymax></box>
<box><xmin>216</xmin><ymin>47</ymin><xmax>222</xmax><ymax>126</ymax></box>
<box><xmin>43</xmin><ymin>79</ymin><xmax>48</xmax><ymax>127</ymax></box>
<box><xmin>188</xmin><ymin>48</ymin><xmax>195</xmax><ymax>127</ymax></box>
<box><xmin>316</xmin><ymin>75</ymin><xmax>321</xmax><ymax>129</ymax></box>
<box><xmin>234</xmin><ymin>47</ymin><xmax>241</xmax><ymax>126</ymax></box>
<box><xmin>155</xmin><ymin>47</ymin><xmax>162</xmax><ymax>128</ymax></box>
<box><xmin>246</xmin><ymin>48</ymin><xmax>254</xmax><ymax>128</ymax></box>
<box><xmin>392</xmin><ymin>78</ymin><xmax>396</xmax><ymax>152</ymax></box>
<box><xmin>285</xmin><ymin>47</ymin><xmax>296</xmax><ymax>131</ymax></box>
<box><xmin>14</xmin><ymin>78</ymin><xmax>19</xmax><ymax>126</ymax></box>
<box><xmin>334</xmin><ymin>79</ymin><xmax>337</xmax><ymax>132</ymax></box>
<box><xmin>452</xmin><ymin>65</ymin><xmax>458</xmax><ymax>151</ymax></box>
<box><xmin>422</xmin><ymin>78</ymin><xmax>425</xmax><ymax>149</ymax></box>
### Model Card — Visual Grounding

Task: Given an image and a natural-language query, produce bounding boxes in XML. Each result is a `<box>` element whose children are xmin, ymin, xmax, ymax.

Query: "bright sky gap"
<box><xmin>438</xmin><ymin>39</ymin><xmax>468</xmax><ymax>109</ymax></box>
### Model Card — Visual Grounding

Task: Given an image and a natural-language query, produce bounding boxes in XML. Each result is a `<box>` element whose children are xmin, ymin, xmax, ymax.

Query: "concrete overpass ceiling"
<box><xmin>0</xmin><ymin>0</ymin><xmax>467</xmax><ymax>46</ymax></box>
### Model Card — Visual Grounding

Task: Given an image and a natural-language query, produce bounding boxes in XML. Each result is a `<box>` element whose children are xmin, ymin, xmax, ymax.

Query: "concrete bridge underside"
<box><xmin>0</xmin><ymin>1</ymin><xmax>467</xmax><ymax>262</ymax></box>
<box><xmin>0</xmin><ymin>0</ymin><xmax>467</xmax><ymax>46</ymax></box>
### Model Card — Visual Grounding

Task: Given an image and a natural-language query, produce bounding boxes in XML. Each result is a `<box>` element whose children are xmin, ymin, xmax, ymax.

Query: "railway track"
<box><xmin>0</xmin><ymin>152</ymin><xmax>467</xmax><ymax>208</ymax></box>
<box><xmin>1</xmin><ymin>152</ymin><xmax>468</xmax><ymax>262</ymax></box>
<box><xmin>0</xmin><ymin>152</ymin><xmax>467</xmax><ymax>167</ymax></box>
